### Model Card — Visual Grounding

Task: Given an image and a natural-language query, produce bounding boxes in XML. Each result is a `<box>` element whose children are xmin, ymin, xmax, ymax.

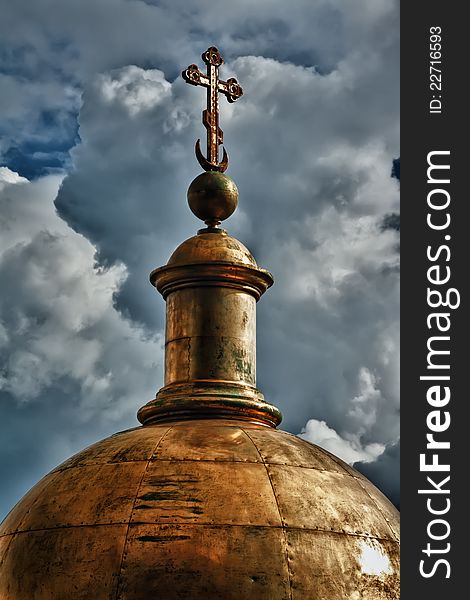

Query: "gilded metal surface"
<box><xmin>167</xmin><ymin>230</ymin><xmax>258</xmax><ymax>267</ymax></box>
<box><xmin>0</xmin><ymin>420</ymin><xmax>400</xmax><ymax>599</ymax></box>
<box><xmin>140</xmin><ymin>229</ymin><xmax>279</xmax><ymax>426</ymax></box>
<box><xmin>182</xmin><ymin>46</ymin><xmax>243</xmax><ymax>172</ymax></box>
<box><xmin>165</xmin><ymin>286</ymin><xmax>256</xmax><ymax>385</ymax></box>
<box><xmin>137</xmin><ymin>381</ymin><xmax>281</xmax><ymax>427</ymax></box>
<box><xmin>0</xmin><ymin>44</ymin><xmax>400</xmax><ymax>600</ymax></box>
<box><xmin>152</xmin><ymin>261</ymin><xmax>273</xmax><ymax>300</ymax></box>
<box><xmin>1</xmin><ymin>172</ymin><xmax>400</xmax><ymax>600</ymax></box>
<box><xmin>187</xmin><ymin>171</ymin><xmax>238</xmax><ymax>227</ymax></box>
<box><xmin>150</xmin><ymin>231</ymin><xmax>273</xmax><ymax>301</ymax></box>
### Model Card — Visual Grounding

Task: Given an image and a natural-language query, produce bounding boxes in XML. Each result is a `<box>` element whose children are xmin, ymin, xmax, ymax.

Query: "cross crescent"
<box><xmin>182</xmin><ymin>46</ymin><xmax>243</xmax><ymax>172</ymax></box>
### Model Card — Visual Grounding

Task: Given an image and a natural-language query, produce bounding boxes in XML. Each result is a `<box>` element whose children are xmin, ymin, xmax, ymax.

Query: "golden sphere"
<box><xmin>0</xmin><ymin>419</ymin><xmax>399</xmax><ymax>599</ymax></box>
<box><xmin>187</xmin><ymin>172</ymin><xmax>238</xmax><ymax>224</ymax></box>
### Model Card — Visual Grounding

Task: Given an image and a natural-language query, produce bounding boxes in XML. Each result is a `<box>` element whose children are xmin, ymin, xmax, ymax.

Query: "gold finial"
<box><xmin>182</xmin><ymin>46</ymin><xmax>243</xmax><ymax>172</ymax></box>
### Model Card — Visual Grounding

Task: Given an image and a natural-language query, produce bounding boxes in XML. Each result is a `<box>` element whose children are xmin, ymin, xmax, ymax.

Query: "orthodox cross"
<box><xmin>182</xmin><ymin>46</ymin><xmax>243</xmax><ymax>172</ymax></box>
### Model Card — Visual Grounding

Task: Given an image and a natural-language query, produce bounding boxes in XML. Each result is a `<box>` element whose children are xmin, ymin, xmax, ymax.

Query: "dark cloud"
<box><xmin>381</xmin><ymin>213</ymin><xmax>400</xmax><ymax>232</ymax></box>
<box><xmin>355</xmin><ymin>440</ymin><xmax>400</xmax><ymax>508</ymax></box>
<box><xmin>391</xmin><ymin>157</ymin><xmax>400</xmax><ymax>180</ymax></box>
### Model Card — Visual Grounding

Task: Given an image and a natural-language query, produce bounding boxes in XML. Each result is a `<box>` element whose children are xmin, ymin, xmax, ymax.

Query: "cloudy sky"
<box><xmin>0</xmin><ymin>0</ymin><xmax>400</xmax><ymax>518</ymax></box>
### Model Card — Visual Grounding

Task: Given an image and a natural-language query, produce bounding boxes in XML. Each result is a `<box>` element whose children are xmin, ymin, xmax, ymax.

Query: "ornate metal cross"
<box><xmin>182</xmin><ymin>46</ymin><xmax>243</xmax><ymax>172</ymax></box>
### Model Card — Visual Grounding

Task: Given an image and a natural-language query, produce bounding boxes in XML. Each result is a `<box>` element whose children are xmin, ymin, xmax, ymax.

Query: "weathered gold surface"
<box><xmin>0</xmin><ymin>420</ymin><xmax>400</xmax><ymax>599</ymax></box>
<box><xmin>138</xmin><ymin>381</ymin><xmax>281</xmax><ymax>427</ymax></box>
<box><xmin>187</xmin><ymin>171</ymin><xmax>238</xmax><ymax>226</ymax></box>
<box><xmin>165</xmin><ymin>286</ymin><xmax>256</xmax><ymax>385</ymax></box>
<box><xmin>0</xmin><ymin>44</ymin><xmax>399</xmax><ymax>600</ymax></box>
<box><xmin>1</xmin><ymin>525</ymin><xmax>127</xmax><ymax>600</ymax></box>
<box><xmin>167</xmin><ymin>230</ymin><xmax>258</xmax><ymax>267</ymax></box>
<box><xmin>140</xmin><ymin>229</ymin><xmax>281</xmax><ymax>426</ymax></box>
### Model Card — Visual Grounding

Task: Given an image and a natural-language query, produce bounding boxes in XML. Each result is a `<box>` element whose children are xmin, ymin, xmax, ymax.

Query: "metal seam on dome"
<box><xmin>353</xmin><ymin>477</ymin><xmax>400</xmax><ymax>543</ymax></box>
<box><xmin>240</xmin><ymin>428</ymin><xmax>294</xmax><ymax>600</ymax></box>
<box><xmin>0</xmin><ymin>523</ymin><xmax>129</xmax><ymax>536</ymax></box>
<box><xmin>35</xmin><ymin>456</ymin><xmax>376</xmax><ymax>474</ymax></box>
<box><xmin>0</xmin><ymin>530</ymin><xmax>15</xmax><ymax>570</ymax></box>
<box><xmin>293</xmin><ymin>433</ymin><xmax>356</xmax><ymax>477</ymax></box>
<box><xmin>254</xmin><ymin>451</ymin><xmax>397</xmax><ymax>541</ymax></box>
<box><xmin>12</xmin><ymin>470</ymin><xmax>63</xmax><ymax>537</ymax></box>
<box><xmin>114</xmin><ymin>426</ymin><xmax>174</xmax><ymax>600</ymax></box>
<box><xmin>0</xmin><ymin>522</ymin><xmax>399</xmax><ymax>543</ymax></box>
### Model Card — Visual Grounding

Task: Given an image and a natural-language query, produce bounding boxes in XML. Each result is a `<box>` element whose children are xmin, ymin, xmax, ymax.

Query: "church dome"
<box><xmin>0</xmin><ymin>419</ymin><xmax>399</xmax><ymax>599</ymax></box>
<box><xmin>0</xmin><ymin>45</ymin><xmax>399</xmax><ymax>599</ymax></box>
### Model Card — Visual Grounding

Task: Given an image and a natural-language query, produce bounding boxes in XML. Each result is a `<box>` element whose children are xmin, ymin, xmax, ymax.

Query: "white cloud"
<box><xmin>98</xmin><ymin>67</ymin><xmax>172</xmax><ymax>116</ymax></box>
<box><xmin>0</xmin><ymin>169</ymin><xmax>163</xmax><ymax>420</ymax></box>
<box><xmin>0</xmin><ymin>167</ymin><xmax>28</xmax><ymax>187</ymax></box>
<box><xmin>299</xmin><ymin>419</ymin><xmax>384</xmax><ymax>465</ymax></box>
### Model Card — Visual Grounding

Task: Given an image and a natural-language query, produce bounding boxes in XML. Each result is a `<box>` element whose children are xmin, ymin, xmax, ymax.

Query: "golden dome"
<box><xmin>0</xmin><ymin>220</ymin><xmax>400</xmax><ymax>598</ymax></box>
<box><xmin>0</xmin><ymin>45</ymin><xmax>399</xmax><ymax>599</ymax></box>
<box><xmin>0</xmin><ymin>419</ymin><xmax>399</xmax><ymax>599</ymax></box>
